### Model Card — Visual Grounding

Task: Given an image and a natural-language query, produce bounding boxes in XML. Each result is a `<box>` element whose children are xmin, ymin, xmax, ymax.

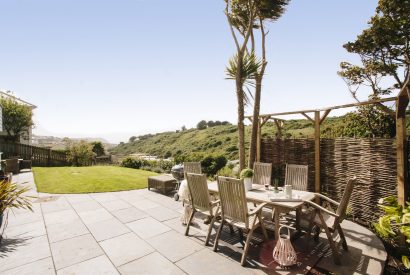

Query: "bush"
<box><xmin>66</xmin><ymin>141</ymin><xmax>94</xmax><ymax>167</ymax></box>
<box><xmin>217</xmin><ymin>166</ymin><xmax>238</xmax><ymax>178</ymax></box>
<box><xmin>201</xmin><ymin>155</ymin><xmax>227</xmax><ymax>176</ymax></box>
<box><xmin>91</xmin><ymin>141</ymin><xmax>105</xmax><ymax>157</ymax></box>
<box><xmin>121</xmin><ymin>157</ymin><xmax>143</xmax><ymax>169</ymax></box>
<box><xmin>196</xmin><ymin>120</ymin><xmax>207</xmax><ymax>130</ymax></box>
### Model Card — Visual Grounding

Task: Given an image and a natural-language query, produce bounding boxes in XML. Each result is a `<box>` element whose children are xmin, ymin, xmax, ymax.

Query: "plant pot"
<box><xmin>244</xmin><ymin>177</ymin><xmax>252</xmax><ymax>191</ymax></box>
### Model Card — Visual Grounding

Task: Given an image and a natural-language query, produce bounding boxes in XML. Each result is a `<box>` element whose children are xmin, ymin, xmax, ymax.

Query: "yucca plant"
<box><xmin>0</xmin><ymin>180</ymin><xmax>33</xmax><ymax>237</ymax></box>
<box><xmin>373</xmin><ymin>196</ymin><xmax>410</xmax><ymax>269</ymax></box>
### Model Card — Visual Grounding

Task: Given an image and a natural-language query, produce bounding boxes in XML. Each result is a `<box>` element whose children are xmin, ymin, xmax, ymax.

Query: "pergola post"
<box><xmin>314</xmin><ymin>111</ymin><xmax>321</xmax><ymax>194</ymax></box>
<box><xmin>397</xmin><ymin>91</ymin><xmax>409</xmax><ymax>206</ymax></box>
<box><xmin>256</xmin><ymin>119</ymin><xmax>262</xmax><ymax>162</ymax></box>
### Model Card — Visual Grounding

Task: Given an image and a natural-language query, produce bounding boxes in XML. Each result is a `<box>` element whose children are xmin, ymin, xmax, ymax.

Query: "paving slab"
<box><xmin>100</xmin><ymin>199</ymin><xmax>131</xmax><ymax>212</ymax></box>
<box><xmin>43</xmin><ymin>209</ymin><xmax>78</xmax><ymax>226</ymax></box>
<box><xmin>118</xmin><ymin>252</ymin><xmax>185</xmax><ymax>275</ymax></box>
<box><xmin>130</xmin><ymin>199</ymin><xmax>160</xmax><ymax>211</ymax></box>
<box><xmin>90</xmin><ymin>193</ymin><xmax>118</xmax><ymax>203</ymax></box>
<box><xmin>86</xmin><ymin>218</ymin><xmax>130</xmax><ymax>242</ymax></box>
<box><xmin>64</xmin><ymin>194</ymin><xmax>93</xmax><ymax>204</ymax></box>
<box><xmin>176</xmin><ymin>248</ymin><xmax>254</xmax><ymax>275</ymax></box>
<box><xmin>4</xmin><ymin>221</ymin><xmax>46</xmax><ymax>239</ymax></box>
<box><xmin>111</xmin><ymin>207</ymin><xmax>148</xmax><ymax>223</ymax></box>
<box><xmin>0</xmin><ymin>235</ymin><xmax>51</xmax><ymax>272</ymax></box>
<box><xmin>57</xmin><ymin>255</ymin><xmax>118</xmax><ymax>275</ymax></box>
<box><xmin>0</xmin><ymin>256</ymin><xmax>55</xmax><ymax>275</ymax></box>
<box><xmin>70</xmin><ymin>200</ymin><xmax>102</xmax><ymax>213</ymax></box>
<box><xmin>41</xmin><ymin>197</ymin><xmax>72</xmax><ymax>214</ymax></box>
<box><xmin>146</xmin><ymin>206</ymin><xmax>180</xmax><ymax>222</ymax></box>
<box><xmin>6</xmin><ymin>207</ymin><xmax>43</xmax><ymax>227</ymax></box>
<box><xmin>46</xmin><ymin>218</ymin><xmax>90</xmax><ymax>243</ymax></box>
<box><xmin>147</xmin><ymin>230</ymin><xmax>204</xmax><ymax>263</ymax></box>
<box><xmin>50</xmin><ymin>234</ymin><xmax>104</xmax><ymax>270</ymax></box>
<box><xmin>77</xmin><ymin>208</ymin><xmax>113</xmax><ymax>225</ymax></box>
<box><xmin>100</xmin><ymin>232</ymin><xmax>154</xmax><ymax>267</ymax></box>
<box><xmin>126</xmin><ymin>217</ymin><xmax>171</xmax><ymax>239</ymax></box>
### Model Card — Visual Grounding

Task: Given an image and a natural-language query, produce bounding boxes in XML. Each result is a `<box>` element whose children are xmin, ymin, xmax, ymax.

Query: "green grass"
<box><xmin>33</xmin><ymin>166</ymin><xmax>158</xmax><ymax>194</ymax></box>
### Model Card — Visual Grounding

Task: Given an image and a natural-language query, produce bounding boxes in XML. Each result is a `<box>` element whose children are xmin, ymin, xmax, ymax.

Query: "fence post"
<box><xmin>47</xmin><ymin>148</ymin><xmax>51</xmax><ymax>167</ymax></box>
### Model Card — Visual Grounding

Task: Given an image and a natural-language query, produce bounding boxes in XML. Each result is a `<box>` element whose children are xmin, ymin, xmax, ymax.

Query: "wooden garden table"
<box><xmin>207</xmin><ymin>182</ymin><xmax>315</xmax><ymax>239</ymax></box>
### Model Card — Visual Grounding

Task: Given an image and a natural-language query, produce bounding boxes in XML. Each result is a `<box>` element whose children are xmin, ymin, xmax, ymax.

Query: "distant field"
<box><xmin>33</xmin><ymin>166</ymin><xmax>158</xmax><ymax>193</ymax></box>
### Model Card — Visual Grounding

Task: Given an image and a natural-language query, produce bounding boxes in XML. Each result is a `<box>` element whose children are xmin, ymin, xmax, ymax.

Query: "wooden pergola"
<box><xmin>246</xmin><ymin>91</ymin><xmax>409</xmax><ymax>205</ymax></box>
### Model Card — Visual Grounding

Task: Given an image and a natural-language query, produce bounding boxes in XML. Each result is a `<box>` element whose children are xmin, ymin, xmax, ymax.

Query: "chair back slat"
<box><xmin>184</xmin><ymin>162</ymin><xmax>202</xmax><ymax>176</ymax></box>
<box><xmin>252</xmin><ymin>162</ymin><xmax>272</xmax><ymax>186</ymax></box>
<box><xmin>186</xmin><ymin>173</ymin><xmax>212</xmax><ymax>214</ymax></box>
<box><xmin>217</xmin><ymin>176</ymin><xmax>248</xmax><ymax>227</ymax></box>
<box><xmin>285</xmin><ymin>164</ymin><xmax>308</xmax><ymax>191</ymax></box>
<box><xmin>335</xmin><ymin>177</ymin><xmax>356</xmax><ymax>223</ymax></box>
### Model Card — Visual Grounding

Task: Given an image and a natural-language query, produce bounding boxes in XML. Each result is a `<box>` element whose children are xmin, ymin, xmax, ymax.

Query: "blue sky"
<box><xmin>0</xmin><ymin>0</ymin><xmax>378</xmax><ymax>143</ymax></box>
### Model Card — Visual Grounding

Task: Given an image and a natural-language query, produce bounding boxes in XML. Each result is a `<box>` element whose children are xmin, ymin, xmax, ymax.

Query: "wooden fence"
<box><xmin>261</xmin><ymin>137</ymin><xmax>409</xmax><ymax>224</ymax></box>
<box><xmin>0</xmin><ymin>142</ymin><xmax>69</xmax><ymax>167</ymax></box>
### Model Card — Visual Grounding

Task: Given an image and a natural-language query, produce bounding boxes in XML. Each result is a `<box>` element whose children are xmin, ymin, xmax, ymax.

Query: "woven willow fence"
<box><xmin>261</xmin><ymin>137</ymin><xmax>409</xmax><ymax>224</ymax></box>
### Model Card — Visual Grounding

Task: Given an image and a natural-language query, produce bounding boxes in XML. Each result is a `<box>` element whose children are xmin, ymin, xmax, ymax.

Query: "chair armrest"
<box><xmin>248</xmin><ymin>202</ymin><xmax>267</xmax><ymax>216</ymax></box>
<box><xmin>314</xmin><ymin>193</ymin><xmax>340</xmax><ymax>207</ymax></box>
<box><xmin>304</xmin><ymin>200</ymin><xmax>339</xmax><ymax>218</ymax></box>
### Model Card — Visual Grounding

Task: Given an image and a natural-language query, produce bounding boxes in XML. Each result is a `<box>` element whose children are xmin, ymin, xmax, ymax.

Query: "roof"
<box><xmin>0</xmin><ymin>90</ymin><xmax>37</xmax><ymax>109</ymax></box>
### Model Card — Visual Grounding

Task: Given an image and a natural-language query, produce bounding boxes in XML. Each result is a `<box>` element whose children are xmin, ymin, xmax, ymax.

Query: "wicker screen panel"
<box><xmin>261</xmin><ymin>137</ymin><xmax>404</xmax><ymax>224</ymax></box>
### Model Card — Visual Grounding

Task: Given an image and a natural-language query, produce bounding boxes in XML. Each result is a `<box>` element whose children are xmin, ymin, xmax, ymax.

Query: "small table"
<box><xmin>148</xmin><ymin>175</ymin><xmax>177</xmax><ymax>194</ymax></box>
<box><xmin>207</xmin><ymin>182</ymin><xmax>315</xmax><ymax>239</ymax></box>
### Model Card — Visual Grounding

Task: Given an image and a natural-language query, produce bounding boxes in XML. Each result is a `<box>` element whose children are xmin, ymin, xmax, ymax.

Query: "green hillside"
<box><xmin>110</xmin><ymin>117</ymin><xmax>347</xmax><ymax>160</ymax></box>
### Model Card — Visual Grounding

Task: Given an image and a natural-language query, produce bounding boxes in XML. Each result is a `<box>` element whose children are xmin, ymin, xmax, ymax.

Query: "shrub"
<box><xmin>201</xmin><ymin>155</ymin><xmax>227</xmax><ymax>176</ymax></box>
<box><xmin>121</xmin><ymin>157</ymin><xmax>143</xmax><ymax>169</ymax></box>
<box><xmin>91</xmin><ymin>141</ymin><xmax>105</xmax><ymax>157</ymax></box>
<box><xmin>196</xmin><ymin>120</ymin><xmax>207</xmax><ymax>130</ymax></box>
<box><xmin>373</xmin><ymin>196</ymin><xmax>410</xmax><ymax>269</ymax></box>
<box><xmin>66</xmin><ymin>140</ymin><xmax>95</xmax><ymax>167</ymax></box>
<box><xmin>217</xmin><ymin>166</ymin><xmax>238</xmax><ymax>178</ymax></box>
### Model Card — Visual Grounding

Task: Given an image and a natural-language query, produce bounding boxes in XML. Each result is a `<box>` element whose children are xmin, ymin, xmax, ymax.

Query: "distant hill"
<box><xmin>109</xmin><ymin>116</ymin><xmax>350</xmax><ymax>160</ymax></box>
<box><xmin>32</xmin><ymin>135</ymin><xmax>117</xmax><ymax>151</ymax></box>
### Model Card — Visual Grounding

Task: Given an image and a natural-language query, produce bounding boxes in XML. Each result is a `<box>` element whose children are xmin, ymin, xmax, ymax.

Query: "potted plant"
<box><xmin>0</xmin><ymin>179</ymin><xmax>33</xmax><ymax>241</ymax></box>
<box><xmin>240</xmin><ymin>168</ymin><xmax>253</xmax><ymax>191</ymax></box>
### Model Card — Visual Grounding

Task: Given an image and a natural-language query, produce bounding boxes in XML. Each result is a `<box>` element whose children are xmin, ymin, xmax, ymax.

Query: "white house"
<box><xmin>0</xmin><ymin>90</ymin><xmax>36</xmax><ymax>144</ymax></box>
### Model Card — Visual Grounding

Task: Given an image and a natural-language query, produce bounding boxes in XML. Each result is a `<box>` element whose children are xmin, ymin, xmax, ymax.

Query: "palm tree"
<box><xmin>226</xmin><ymin>52</ymin><xmax>261</xmax><ymax>170</ymax></box>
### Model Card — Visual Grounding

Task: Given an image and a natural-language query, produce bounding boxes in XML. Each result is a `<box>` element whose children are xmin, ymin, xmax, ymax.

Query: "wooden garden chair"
<box><xmin>304</xmin><ymin>177</ymin><xmax>356</xmax><ymax>264</ymax></box>
<box><xmin>185</xmin><ymin>173</ymin><xmax>220</xmax><ymax>246</ymax></box>
<box><xmin>5</xmin><ymin>158</ymin><xmax>20</xmax><ymax>175</ymax></box>
<box><xmin>183</xmin><ymin>162</ymin><xmax>202</xmax><ymax>176</ymax></box>
<box><xmin>252</xmin><ymin>162</ymin><xmax>272</xmax><ymax>186</ymax></box>
<box><xmin>285</xmin><ymin>164</ymin><xmax>308</xmax><ymax>191</ymax></box>
<box><xmin>213</xmin><ymin>176</ymin><xmax>268</xmax><ymax>266</ymax></box>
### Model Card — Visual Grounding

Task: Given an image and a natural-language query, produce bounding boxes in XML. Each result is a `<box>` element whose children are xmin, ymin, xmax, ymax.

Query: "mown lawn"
<box><xmin>33</xmin><ymin>166</ymin><xmax>158</xmax><ymax>194</ymax></box>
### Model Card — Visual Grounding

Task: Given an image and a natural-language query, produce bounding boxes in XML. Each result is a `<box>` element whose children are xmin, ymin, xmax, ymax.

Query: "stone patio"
<box><xmin>0</xmin><ymin>172</ymin><xmax>387</xmax><ymax>274</ymax></box>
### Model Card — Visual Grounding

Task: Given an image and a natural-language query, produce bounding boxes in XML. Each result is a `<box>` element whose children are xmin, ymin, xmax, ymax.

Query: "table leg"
<box><xmin>296</xmin><ymin>208</ymin><xmax>301</xmax><ymax>232</ymax></box>
<box><xmin>274</xmin><ymin>208</ymin><xmax>280</xmax><ymax>239</ymax></box>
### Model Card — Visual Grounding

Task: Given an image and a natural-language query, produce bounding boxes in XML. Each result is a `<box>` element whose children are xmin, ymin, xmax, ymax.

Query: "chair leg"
<box><xmin>228</xmin><ymin>224</ymin><xmax>235</xmax><ymax>235</ymax></box>
<box><xmin>337</xmin><ymin>224</ymin><xmax>348</xmax><ymax>251</ymax></box>
<box><xmin>238</xmin><ymin>228</ymin><xmax>244</xmax><ymax>242</ymax></box>
<box><xmin>185</xmin><ymin>209</ymin><xmax>195</xmax><ymax>236</ymax></box>
<box><xmin>213</xmin><ymin>220</ymin><xmax>224</xmax><ymax>252</ymax></box>
<box><xmin>205</xmin><ymin>215</ymin><xmax>216</xmax><ymax>246</ymax></box>
<box><xmin>241</xmin><ymin>228</ymin><xmax>255</xmax><ymax>266</ymax></box>
<box><xmin>318</xmin><ymin>213</ymin><xmax>341</xmax><ymax>265</ymax></box>
<box><xmin>258</xmin><ymin>214</ymin><xmax>268</xmax><ymax>241</ymax></box>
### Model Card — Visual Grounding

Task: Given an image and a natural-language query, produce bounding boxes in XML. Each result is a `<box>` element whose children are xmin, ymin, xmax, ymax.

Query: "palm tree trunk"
<box><xmin>236</xmin><ymin>57</ymin><xmax>246</xmax><ymax>171</ymax></box>
<box><xmin>248</xmin><ymin>75</ymin><xmax>262</xmax><ymax>168</ymax></box>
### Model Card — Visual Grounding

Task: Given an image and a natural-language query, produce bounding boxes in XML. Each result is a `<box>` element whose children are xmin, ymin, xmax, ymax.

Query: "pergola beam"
<box><xmin>245</xmin><ymin>97</ymin><xmax>396</xmax><ymax>119</ymax></box>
